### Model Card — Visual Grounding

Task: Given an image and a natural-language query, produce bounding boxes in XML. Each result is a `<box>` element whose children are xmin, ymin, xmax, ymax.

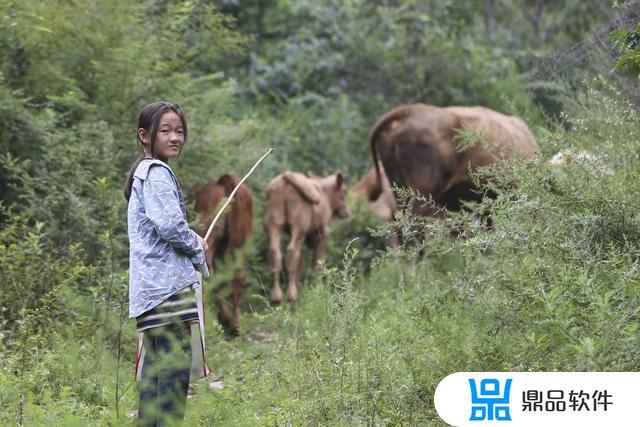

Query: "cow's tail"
<box><xmin>218</xmin><ymin>174</ymin><xmax>253</xmax><ymax>250</ymax></box>
<box><xmin>369</xmin><ymin>105</ymin><xmax>415</xmax><ymax>200</ymax></box>
<box><xmin>282</xmin><ymin>172</ymin><xmax>321</xmax><ymax>204</ymax></box>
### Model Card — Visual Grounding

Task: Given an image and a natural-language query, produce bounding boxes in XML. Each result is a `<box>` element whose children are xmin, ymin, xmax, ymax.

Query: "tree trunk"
<box><xmin>533</xmin><ymin>0</ymin><xmax>544</xmax><ymax>31</ymax></box>
<box><xmin>533</xmin><ymin>0</ymin><xmax>545</xmax><ymax>41</ymax></box>
<box><xmin>484</xmin><ymin>0</ymin><xmax>496</xmax><ymax>38</ymax></box>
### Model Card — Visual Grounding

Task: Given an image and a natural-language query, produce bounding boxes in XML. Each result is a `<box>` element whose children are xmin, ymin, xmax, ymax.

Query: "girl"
<box><xmin>124</xmin><ymin>101</ymin><xmax>209</xmax><ymax>426</ymax></box>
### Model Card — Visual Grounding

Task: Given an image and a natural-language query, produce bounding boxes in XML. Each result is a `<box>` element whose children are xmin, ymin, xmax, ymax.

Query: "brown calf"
<box><xmin>352</xmin><ymin>164</ymin><xmax>399</xmax><ymax>247</ymax></box>
<box><xmin>193</xmin><ymin>174</ymin><xmax>253</xmax><ymax>335</ymax></box>
<box><xmin>352</xmin><ymin>163</ymin><xmax>397</xmax><ymax>221</ymax></box>
<box><xmin>264</xmin><ymin>171</ymin><xmax>350</xmax><ymax>305</ymax></box>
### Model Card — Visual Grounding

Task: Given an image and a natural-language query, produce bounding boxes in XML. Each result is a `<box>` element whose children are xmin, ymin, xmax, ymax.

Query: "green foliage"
<box><xmin>0</xmin><ymin>87</ymin><xmax>47</xmax><ymax>211</ymax></box>
<box><xmin>1</xmin><ymin>0</ymin><xmax>638</xmax><ymax>424</ymax></box>
<box><xmin>0</xmin><ymin>208</ymin><xmax>89</xmax><ymax>337</ymax></box>
<box><xmin>610</xmin><ymin>24</ymin><xmax>640</xmax><ymax>78</ymax></box>
<box><xmin>230</xmin><ymin>0</ymin><xmax>541</xmax><ymax>114</ymax></box>
<box><xmin>180</xmin><ymin>81</ymin><xmax>640</xmax><ymax>424</ymax></box>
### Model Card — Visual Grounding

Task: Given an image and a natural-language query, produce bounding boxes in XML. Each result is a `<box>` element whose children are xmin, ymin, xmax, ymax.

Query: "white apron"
<box><xmin>134</xmin><ymin>274</ymin><xmax>211</xmax><ymax>382</ymax></box>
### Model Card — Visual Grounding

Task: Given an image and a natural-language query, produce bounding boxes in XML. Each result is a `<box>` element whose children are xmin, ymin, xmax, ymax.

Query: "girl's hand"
<box><xmin>197</xmin><ymin>234</ymin><xmax>209</xmax><ymax>253</ymax></box>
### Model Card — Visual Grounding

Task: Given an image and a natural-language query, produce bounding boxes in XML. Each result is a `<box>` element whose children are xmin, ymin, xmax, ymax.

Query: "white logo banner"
<box><xmin>435</xmin><ymin>372</ymin><xmax>635</xmax><ymax>426</ymax></box>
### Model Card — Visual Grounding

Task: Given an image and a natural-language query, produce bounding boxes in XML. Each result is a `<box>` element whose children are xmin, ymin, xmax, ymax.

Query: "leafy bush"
<box><xmin>0</xmin><ymin>0</ymin><xmax>637</xmax><ymax>425</ymax></box>
<box><xmin>177</xmin><ymin>80</ymin><xmax>640</xmax><ymax>425</ymax></box>
<box><xmin>610</xmin><ymin>23</ymin><xmax>640</xmax><ymax>78</ymax></box>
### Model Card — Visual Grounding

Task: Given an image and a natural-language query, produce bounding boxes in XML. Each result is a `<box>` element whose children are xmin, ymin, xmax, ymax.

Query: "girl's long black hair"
<box><xmin>123</xmin><ymin>102</ymin><xmax>188</xmax><ymax>201</ymax></box>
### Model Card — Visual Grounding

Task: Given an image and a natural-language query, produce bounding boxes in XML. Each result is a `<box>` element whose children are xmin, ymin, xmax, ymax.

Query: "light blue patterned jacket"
<box><xmin>127</xmin><ymin>159</ymin><xmax>209</xmax><ymax>318</ymax></box>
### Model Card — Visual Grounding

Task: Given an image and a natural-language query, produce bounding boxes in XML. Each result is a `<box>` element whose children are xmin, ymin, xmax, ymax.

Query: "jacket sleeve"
<box><xmin>143</xmin><ymin>166</ymin><xmax>208</xmax><ymax>274</ymax></box>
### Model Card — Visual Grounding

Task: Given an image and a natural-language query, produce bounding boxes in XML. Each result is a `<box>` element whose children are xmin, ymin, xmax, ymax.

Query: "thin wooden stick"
<box><xmin>204</xmin><ymin>147</ymin><xmax>274</xmax><ymax>241</ymax></box>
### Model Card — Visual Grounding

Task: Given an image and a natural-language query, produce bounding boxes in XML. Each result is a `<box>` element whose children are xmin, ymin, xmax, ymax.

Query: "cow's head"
<box><xmin>330</xmin><ymin>171</ymin><xmax>351</xmax><ymax>219</ymax></box>
<box><xmin>217</xmin><ymin>174</ymin><xmax>238</xmax><ymax>196</ymax></box>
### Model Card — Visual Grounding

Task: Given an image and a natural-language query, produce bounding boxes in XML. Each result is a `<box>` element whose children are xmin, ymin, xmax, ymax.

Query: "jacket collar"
<box><xmin>133</xmin><ymin>158</ymin><xmax>176</xmax><ymax>181</ymax></box>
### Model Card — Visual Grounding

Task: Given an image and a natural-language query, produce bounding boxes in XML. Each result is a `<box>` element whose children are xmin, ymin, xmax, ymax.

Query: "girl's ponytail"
<box><xmin>124</xmin><ymin>152</ymin><xmax>145</xmax><ymax>201</ymax></box>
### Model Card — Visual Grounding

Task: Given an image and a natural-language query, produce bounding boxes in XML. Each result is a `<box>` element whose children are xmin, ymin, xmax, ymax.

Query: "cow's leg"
<box><xmin>294</xmin><ymin>249</ymin><xmax>305</xmax><ymax>289</ymax></box>
<box><xmin>230</xmin><ymin>267</ymin><xmax>244</xmax><ymax>334</ymax></box>
<box><xmin>311</xmin><ymin>227</ymin><xmax>328</xmax><ymax>265</ymax></box>
<box><xmin>285</xmin><ymin>230</ymin><xmax>306</xmax><ymax>303</ymax></box>
<box><xmin>268</xmin><ymin>226</ymin><xmax>284</xmax><ymax>306</ymax></box>
<box><xmin>216</xmin><ymin>298</ymin><xmax>233</xmax><ymax>333</ymax></box>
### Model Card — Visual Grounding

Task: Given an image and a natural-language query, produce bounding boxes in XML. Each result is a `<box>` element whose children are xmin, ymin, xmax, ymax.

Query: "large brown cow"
<box><xmin>264</xmin><ymin>171</ymin><xmax>350</xmax><ymax>305</ymax></box>
<box><xmin>370</xmin><ymin>104</ymin><xmax>537</xmax><ymax>217</ymax></box>
<box><xmin>193</xmin><ymin>174</ymin><xmax>253</xmax><ymax>335</ymax></box>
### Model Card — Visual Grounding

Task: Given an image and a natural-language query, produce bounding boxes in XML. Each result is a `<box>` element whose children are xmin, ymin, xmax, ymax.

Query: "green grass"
<box><xmin>1</xmin><ymin>80</ymin><xmax>639</xmax><ymax>426</ymax></box>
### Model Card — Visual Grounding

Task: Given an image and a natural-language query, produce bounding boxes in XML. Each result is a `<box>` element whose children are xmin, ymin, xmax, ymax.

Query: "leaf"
<box><xmin>34</xmin><ymin>25</ymin><xmax>52</xmax><ymax>33</ymax></box>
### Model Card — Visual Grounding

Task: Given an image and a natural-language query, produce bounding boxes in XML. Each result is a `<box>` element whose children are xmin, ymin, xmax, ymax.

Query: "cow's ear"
<box><xmin>335</xmin><ymin>171</ymin><xmax>344</xmax><ymax>188</ymax></box>
<box><xmin>218</xmin><ymin>174</ymin><xmax>236</xmax><ymax>196</ymax></box>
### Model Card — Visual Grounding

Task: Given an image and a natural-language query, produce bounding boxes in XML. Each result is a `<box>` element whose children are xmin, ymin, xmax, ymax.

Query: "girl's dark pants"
<box><xmin>138</xmin><ymin>322</ymin><xmax>192</xmax><ymax>426</ymax></box>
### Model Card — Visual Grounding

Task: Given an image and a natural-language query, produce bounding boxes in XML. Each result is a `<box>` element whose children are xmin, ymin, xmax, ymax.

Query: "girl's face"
<box><xmin>138</xmin><ymin>111</ymin><xmax>185</xmax><ymax>163</ymax></box>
